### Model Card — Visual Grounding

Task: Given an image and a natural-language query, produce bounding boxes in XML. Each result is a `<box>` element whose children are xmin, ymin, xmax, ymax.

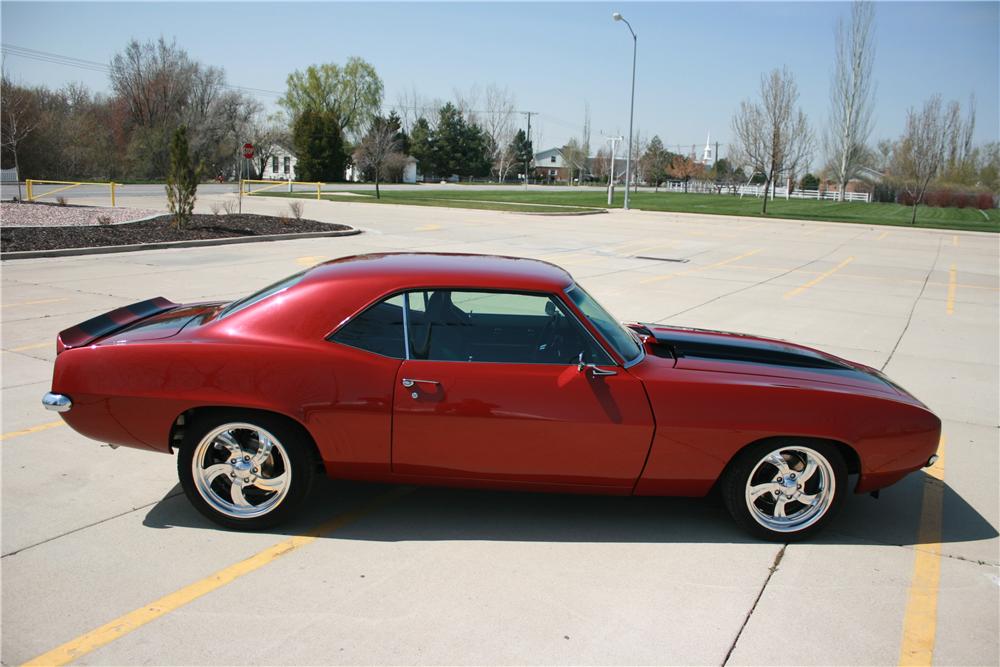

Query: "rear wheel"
<box><xmin>177</xmin><ymin>411</ymin><xmax>315</xmax><ymax>530</ymax></box>
<box><xmin>721</xmin><ymin>440</ymin><xmax>847</xmax><ymax>541</ymax></box>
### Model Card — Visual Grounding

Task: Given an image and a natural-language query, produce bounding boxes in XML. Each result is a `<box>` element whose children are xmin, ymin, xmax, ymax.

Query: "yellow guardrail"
<box><xmin>25</xmin><ymin>179</ymin><xmax>118</xmax><ymax>207</ymax></box>
<box><xmin>241</xmin><ymin>179</ymin><xmax>326</xmax><ymax>201</ymax></box>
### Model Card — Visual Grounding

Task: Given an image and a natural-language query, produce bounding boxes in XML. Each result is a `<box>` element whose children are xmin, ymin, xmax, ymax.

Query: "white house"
<box><xmin>259</xmin><ymin>145</ymin><xmax>297</xmax><ymax>181</ymax></box>
<box><xmin>531</xmin><ymin>147</ymin><xmax>568</xmax><ymax>182</ymax></box>
<box><xmin>346</xmin><ymin>155</ymin><xmax>420</xmax><ymax>184</ymax></box>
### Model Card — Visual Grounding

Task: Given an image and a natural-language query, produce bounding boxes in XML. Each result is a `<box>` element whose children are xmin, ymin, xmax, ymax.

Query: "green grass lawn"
<box><xmin>261</xmin><ymin>189</ymin><xmax>998</xmax><ymax>232</ymax></box>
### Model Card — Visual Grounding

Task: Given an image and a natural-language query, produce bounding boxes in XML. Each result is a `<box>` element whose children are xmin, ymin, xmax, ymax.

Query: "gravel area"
<box><xmin>1</xmin><ymin>213</ymin><xmax>351</xmax><ymax>252</ymax></box>
<box><xmin>1</xmin><ymin>201</ymin><xmax>162</xmax><ymax>227</ymax></box>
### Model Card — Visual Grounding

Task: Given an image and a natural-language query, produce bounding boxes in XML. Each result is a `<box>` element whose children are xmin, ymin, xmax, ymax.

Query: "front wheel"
<box><xmin>721</xmin><ymin>440</ymin><xmax>847</xmax><ymax>541</ymax></box>
<box><xmin>178</xmin><ymin>411</ymin><xmax>315</xmax><ymax>530</ymax></box>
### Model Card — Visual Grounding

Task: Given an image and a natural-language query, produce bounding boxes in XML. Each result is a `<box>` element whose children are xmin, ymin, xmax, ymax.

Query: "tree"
<box><xmin>668</xmin><ymin>154</ymin><xmax>702</xmax><ymax>193</ymax></box>
<box><xmin>1</xmin><ymin>74</ymin><xmax>38</xmax><ymax>198</ymax></box>
<box><xmin>478</xmin><ymin>84</ymin><xmax>518</xmax><ymax>182</ymax></box>
<box><xmin>561</xmin><ymin>138</ymin><xmax>587</xmax><ymax>184</ymax></box>
<box><xmin>510</xmin><ymin>129</ymin><xmax>533</xmax><ymax>181</ymax></box>
<box><xmin>428</xmin><ymin>103</ymin><xmax>490</xmax><ymax>179</ymax></box>
<box><xmin>800</xmin><ymin>173</ymin><xmax>821</xmax><ymax>190</ymax></box>
<box><xmin>640</xmin><ymin>135</ymin><xmax>670</xmax><ymax>190</ymax></box>
<box><xmin>408</xmin><ymin>117</ymin><xmax>433</xmax><ymax>180</ymax></box>
<box><xmin>732</xmin><ymin>67</ymin><xmax>814</xmax><ymax>213</ymax></box>
<box><xmin>245</xmin><ymin>115</ymin><xmax>291</xmax><ymax>179</ymax></box>
<box><xmin>292</xmin><ymin>109</ymin><xmax>347</xmax><ymax>182</ymax></box>
<box><xmin>279</xmin><ymin>58</ymin><xmax>383</xmax><ymax>139</ymax></box>
<box><xmin>825</xmin><ymin>1</ymin><xmax>876</xmax><ymax>201</ymax></box>
<box><xmin>165</xmin><ymin>126</ymin><xmax>202</xmax><ymax>229</ymax></box>
<box><xmin>352</xmin><ymin>116</ymin><xmax>403</xmax><ymax>198</ymax></box>
<box><xmin>889</xmin><ymin>96</ymin><xmax>948</xmax><ymax>224</ymax></box>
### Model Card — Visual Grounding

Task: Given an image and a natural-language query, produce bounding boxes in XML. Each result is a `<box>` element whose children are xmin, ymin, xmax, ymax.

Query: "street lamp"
<box><xmin>612</xmin><ymin>11</ymin><xmax>637</xmax><ymax>211</ymax></box>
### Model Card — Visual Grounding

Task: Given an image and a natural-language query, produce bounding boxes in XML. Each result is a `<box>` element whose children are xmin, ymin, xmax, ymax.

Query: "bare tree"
<box><xmin>732</xmin><ymin>67</ymin><xmax>814</xmax><ymax>213</ymax></box>
<box><xmin>480</xmin><ymin>85</ymin><xmax>517</xmax><ymax>182</ymax></box>
<box><xmin>561</xmin><ymin>138</ymin><xmax>587</xmax><ymax>184</ymax></box>
<box><xmin>352</xmin><ymin>116</ymin><xmax>403</xmax><ymax>199</ymax></box>
<box><xmin>825</xmin><ymin>1</ymin><xmax>876</xmax><ymax>201</ymax></box>
<box><xmin>1</xmin><ymin>74</ymin><xmax>38</xmax><ymax>199</ymax></box>
<box><xmin>246</xmin><ymin>115</ymin><xmax>291</xmax><ymax>179</ymax></box>
<box><xmin>890</xmin><ymin>96</ymin><xmax>948</xmax><ymax>224</ymax></box>
<box><xmin>580</xmin><ymin>102</ymin><xmax>591</xmax><ymax>185</ymax></box>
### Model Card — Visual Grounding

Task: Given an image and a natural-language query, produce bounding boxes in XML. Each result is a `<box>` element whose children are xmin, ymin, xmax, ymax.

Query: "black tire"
<box><xmin>721</xmin><ymin>439</ymin><xmax>848</xmax><ymax>541</ymax></box>
<box><xmin>177</xmin><ymin>410</ymin><xmax>316</xmax><ymax>530</ymax></box>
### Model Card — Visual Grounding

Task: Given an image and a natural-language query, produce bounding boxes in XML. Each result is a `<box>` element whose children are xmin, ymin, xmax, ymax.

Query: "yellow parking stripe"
<box><xmin>898</xmin><ymin>437</ymin><xmax>946</xmax><ymax>666</ymax></box>
<box><xmin>8</xmin><ymin>341</ymin><xmax>50</xmax><ymax>353</ymax></box>
<box><xmin>876</xmin><ymin>231</ymin><xmax>890</xmax><ymax>241</ymax></box>
<box><xmin>951</xmin><ymin>235</ymin><xmax>959</xmax><ymax>247</ymax></box>
<box><xmin>0</xmin><ymin>421</ymin><xmax>65</xmax><ymax>441</ymax></box>
<box><xmin>0</xmin><ymin>298</ymin><xmax>69</xmax><ymax>309</ymax></box>
<box><xmin>415</xmin><ymin>224</ymin><xmax>442</xmax><ymax>232</ymax></box>
<box><xmin>946</xmin><ymin>265</ymin><xmax>957</xmax><ymax>315</ymax></box>
<box><xmin>23</xmin><ymin>487</ymin><xmax>411</xmax><ymax>666</ymax></box>
<box><xmin>639</xmin><ymin>249</ymin><xmax>762</xmax><ymax>285</ymax></box>
<box><xmin>783</xmin><ymin>257</ymin><xmax>854</xmax><ymax>299</ymax></box>
<box><xmin>294</xmin><ymin>256</ymin><xmax>325</xmax><ymax>268</ymax></box>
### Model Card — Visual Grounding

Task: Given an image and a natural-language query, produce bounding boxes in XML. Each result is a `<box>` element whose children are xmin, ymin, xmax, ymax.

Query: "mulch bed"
<box><xmin>1</xmin><ymin>214</ymin><xmax>351</xmax><ymax>252</ymax></box>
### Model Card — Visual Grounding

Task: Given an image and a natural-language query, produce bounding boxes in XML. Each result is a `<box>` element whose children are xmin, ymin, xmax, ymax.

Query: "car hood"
<box><xmin>632</xmin><ymin>323</ymin><xmax>909</xmax><ymax>399</ymax></box>
<box><xmin>100</xmin><ymin>302</ymin><xmax>226</xmax><ymax>344</ymax></box>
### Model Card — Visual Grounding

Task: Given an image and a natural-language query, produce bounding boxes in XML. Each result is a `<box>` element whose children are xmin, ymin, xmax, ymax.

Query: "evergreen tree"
<box><xmin>510</xmin><ymin>129</ymin><xmax>533</xmax><ymax>180</ymax></box>
<box><xmin>165</xmin><ymin>125</ymin><xmax>202</xmax><ymax>229</ymax></box>
<box><xmin>409</xmin><ymin>117</ymin><xmax>433</xmax><ymax>177</ymax></box>
<box><xmin>292</xmin><ymin>109</ymin><xmax>347</xmax><ymax>181</ymax></box>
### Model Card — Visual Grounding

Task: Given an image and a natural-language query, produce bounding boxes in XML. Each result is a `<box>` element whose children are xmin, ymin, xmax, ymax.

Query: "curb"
<box><xmin>1</xmin><ymin>227</ymin><xmax>361</xmax><ymax>261</ymax></box>
<box><xmin>510</xmin><ymin>208</ymin><xmax>608</xmax><ymax>217</ymax></box>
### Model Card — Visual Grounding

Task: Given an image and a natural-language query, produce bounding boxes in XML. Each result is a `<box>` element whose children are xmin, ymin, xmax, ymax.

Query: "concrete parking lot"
<box><xmin>2</xmin><ymin>193</ymin><xmax>998</xmax><ymax>665</ymax></box>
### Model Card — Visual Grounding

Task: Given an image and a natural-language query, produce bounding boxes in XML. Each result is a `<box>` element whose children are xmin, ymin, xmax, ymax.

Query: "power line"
<box><xmin>1</xmin><ymin>43</ymin><xmax>284</xmax><ymax>98</ymax></box>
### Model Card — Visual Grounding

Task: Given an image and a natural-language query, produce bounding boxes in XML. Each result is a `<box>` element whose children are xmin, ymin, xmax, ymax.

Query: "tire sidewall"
<box><xmin>177</xmin><ymin>410</ymin><xmax>315</xmax><ymax>530</ymax></box>
<box><xmin>722</xmin><ymin>439</ymin><xmax>848</xmax><ymax>542</ymax></box>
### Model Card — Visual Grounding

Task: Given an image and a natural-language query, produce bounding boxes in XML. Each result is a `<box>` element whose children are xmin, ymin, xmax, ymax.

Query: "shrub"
<box><xmin>210</xmin><ymin>202</ymin><xmax>222</xmax><ymax>216</ymax></box>
<box><xmin>222</xmin><ymin>198</ymin><xmax>237</xmax><ymax>215</ymax></box>
<box><xmin>97</xmin><ymin>215</ymin><xmax>112</xmax><ymax>225</ymax></box>
<box><xmin>975</xmin><ymin>192</ymin><xmax>995</xmax><ymax>210</ymax></box>
<box><xmin>165</xmin><ymin>125</ymin><xmax>203</xmax><ymax>229</ymax></box>
<box><xmin>56</xmin><ymin>196</ymin><xmax>68</xmax><ymax>206</ymax></box>
<box><xmin>288</xmin><ymin>201</ymin><xmax>304</xmax><ymax>220</ymax></box>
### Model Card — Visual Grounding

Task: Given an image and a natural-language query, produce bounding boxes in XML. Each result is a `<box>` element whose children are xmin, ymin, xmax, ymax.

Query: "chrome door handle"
<box><xmin>401</xmin><ymin>378</ymin><xmax>440</xmax><ymax>388</ymax></box>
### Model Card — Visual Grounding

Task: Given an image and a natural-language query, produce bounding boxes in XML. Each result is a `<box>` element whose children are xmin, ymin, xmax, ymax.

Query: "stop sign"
<box><xmin>243</xmin><ymin>143</ymin><xmax>254</xmax><ymax>159</ymax></box>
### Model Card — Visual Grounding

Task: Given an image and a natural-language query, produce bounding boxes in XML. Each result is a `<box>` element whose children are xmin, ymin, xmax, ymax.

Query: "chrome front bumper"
<box><xmin>42</xmin><ymin>392</ymin><xmax>72</xmax><ymax>413</ymax></box>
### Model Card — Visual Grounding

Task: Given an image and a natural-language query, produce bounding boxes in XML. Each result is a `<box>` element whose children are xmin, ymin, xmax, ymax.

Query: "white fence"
<box><xmin>657</xmin><ymin>180</ymin><xmax>871</xmax><ymax>203</ymax></box>
<box><xmin>1</xmin><ymin>167</ymin><xmax>18</xmax><ymax>184</ymax></box>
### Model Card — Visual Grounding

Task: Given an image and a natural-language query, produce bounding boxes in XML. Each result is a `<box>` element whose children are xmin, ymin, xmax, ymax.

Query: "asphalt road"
<box><xmin>2</xmin><ymin>193</ymin><xmax>998</xmax><ymax>665</ymax></box>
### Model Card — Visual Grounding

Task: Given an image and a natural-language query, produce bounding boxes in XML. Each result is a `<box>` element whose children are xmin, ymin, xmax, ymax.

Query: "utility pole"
<box><xmin>521</xmin><ymin>111</ymin><xmax>537</xmax><ymax>191</ymax></box>
<box><xmin>604</xmin><ymin>135</ymin><xmax>623</xmax><ymax>206</ymax></box>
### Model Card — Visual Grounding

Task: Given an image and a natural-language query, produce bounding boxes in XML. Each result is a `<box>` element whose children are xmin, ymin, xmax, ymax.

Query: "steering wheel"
<box><xmin>533</xmin><ymin>302</ymin><xmax>564</xmax><ymax>362</ymax></box>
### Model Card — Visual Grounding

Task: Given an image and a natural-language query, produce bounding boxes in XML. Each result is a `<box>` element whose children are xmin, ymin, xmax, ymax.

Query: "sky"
<box><xmin>2</xmin><ymin>1</ymin><xmax>998</xmax><ymax>162</ymax></box>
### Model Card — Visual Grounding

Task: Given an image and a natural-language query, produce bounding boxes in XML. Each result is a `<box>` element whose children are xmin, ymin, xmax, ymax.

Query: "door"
<box><xmin>391</xmin><ymin>289</ymin><xmax>654</xmax><ymax>488</ymax></box>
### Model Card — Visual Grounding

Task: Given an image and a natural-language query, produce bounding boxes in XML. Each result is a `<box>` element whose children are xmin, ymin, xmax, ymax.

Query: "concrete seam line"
<box><xmin>897</xmin><ymin>437</ymin><xmax>947</xmax><ymax>666</ymax></box>
<box><xmin>722</xmin><ymin>543</ymin><xmax>788</xmax><ymax>666</ymax></box>
<box><xmin>21</xmin><ymin>486</ymin><xmax>412</xmax><ymax>666</ymax></box>
<box><xmin>1</xmin><ymin>227</ymin><xmax>361</xmax><ymax>261</ymax></box>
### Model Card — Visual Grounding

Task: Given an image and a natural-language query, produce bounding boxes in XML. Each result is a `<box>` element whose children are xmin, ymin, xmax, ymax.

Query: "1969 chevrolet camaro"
<box><xmin>43</xmin><ymin>253</ymin><xmax>941</xmax><ymax>540</ymax></box>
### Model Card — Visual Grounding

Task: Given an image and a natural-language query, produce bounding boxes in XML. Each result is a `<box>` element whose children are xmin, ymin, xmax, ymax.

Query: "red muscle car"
<box><xmin>44</xmin><ymin>253</ymin><xmax>941</xmax><ymax>540</ymax></box>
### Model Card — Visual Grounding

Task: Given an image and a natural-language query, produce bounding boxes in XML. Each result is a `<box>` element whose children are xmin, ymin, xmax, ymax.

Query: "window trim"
<box><xmin>326</xmin><ymin>286</ymin><xmax>618</xmax><ymax>366</ymax></box>
<box><xmin>561</xmin><ymin>283</ymin><xmax>645</xmax><ymax>368</ymax></box>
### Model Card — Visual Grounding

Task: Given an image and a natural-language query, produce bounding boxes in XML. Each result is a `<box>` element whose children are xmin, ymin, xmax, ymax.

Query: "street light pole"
<box><xmin>613</xmin><ymin>11</ymin><xmax>637</xmax><ymax>211</ymax></box>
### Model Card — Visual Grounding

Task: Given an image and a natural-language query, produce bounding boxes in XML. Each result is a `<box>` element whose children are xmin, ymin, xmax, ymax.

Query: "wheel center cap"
<box><xmin>233</xmin><ymin>459</ymin><xmax>252</xmax><ymax>473</ymax></box>
<box><xmin>781</xmin><ymin>476</ymin><xmax>797</xmax><ymax>489</ymax></box>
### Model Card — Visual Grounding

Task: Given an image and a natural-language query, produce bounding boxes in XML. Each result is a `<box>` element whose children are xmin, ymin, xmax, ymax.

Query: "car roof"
<box><xmin>300</xmin><ymin>252</ymin><xmax>575</xmax><ymax>293</ymax></box>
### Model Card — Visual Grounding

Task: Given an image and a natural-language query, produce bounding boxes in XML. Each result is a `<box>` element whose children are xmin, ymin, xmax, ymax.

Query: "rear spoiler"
<box><xmin>57</xmin><ymin>297</ymin><xmax>177</xmax><ymax>353</ymax></box>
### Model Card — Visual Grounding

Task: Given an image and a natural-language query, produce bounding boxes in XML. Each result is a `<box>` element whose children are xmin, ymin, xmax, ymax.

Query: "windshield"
<box><xmin>217</xmin><ymin>270</ymin><xmax>308</xmax><ymax>320</ymax></box>
<box><xmin>565</xmin><ymin>285</ymin><xmax>642</xmax><ymax>364</ymax></box>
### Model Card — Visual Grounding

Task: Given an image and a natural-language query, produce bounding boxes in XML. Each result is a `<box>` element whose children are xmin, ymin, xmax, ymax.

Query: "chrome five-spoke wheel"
<box><xmin>744</xmin><ymin>446</ymin><xmax>835</xmax><ymax>533</ymax></box>
<box><xmin>722</xmin><ymin>440</ymin><xmax>847</xmax><ymax>540</ymax></box>
<box><xmin>192</xmin><ymin>422</ymin><xmax>291</xmax><ymax>519</ymax></box>
<box><xmin>178</xmin><ymin>411</ymin><xmax>315</xmax><ymax>530</ymax></box>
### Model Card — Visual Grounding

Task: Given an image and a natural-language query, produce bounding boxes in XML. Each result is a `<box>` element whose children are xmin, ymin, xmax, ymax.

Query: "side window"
<box><xmin>271</xmin><ymin>155</ymin><xmax>278</xmax><ymax>173</ymax></box>
<box><xmin>330</xmin><ymin>294</ymin><xmax>405</xmax><ymax>358</ymax></box>
<box><xmin>405</xmin><ymin>290</ymin><xmax>611</xmax><ymax>365</ymax></box>
<box><xmin>283</xmin><ymin>156</ymin><xmax>290</xmax><ymax>174</ymax></box>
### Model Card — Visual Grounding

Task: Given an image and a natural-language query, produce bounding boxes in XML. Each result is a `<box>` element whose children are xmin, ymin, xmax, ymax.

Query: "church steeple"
<box><xmin>702</xmin><ymin>132</ymin><xmax>714</xmax><ymax>166</ymax></box>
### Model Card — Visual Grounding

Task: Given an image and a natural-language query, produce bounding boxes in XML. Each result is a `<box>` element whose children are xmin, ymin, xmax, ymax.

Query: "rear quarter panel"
<box><xmin>52</xmin><ymin>338</ymin><xmax>400</xmax><ymax>477</ymax></box>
